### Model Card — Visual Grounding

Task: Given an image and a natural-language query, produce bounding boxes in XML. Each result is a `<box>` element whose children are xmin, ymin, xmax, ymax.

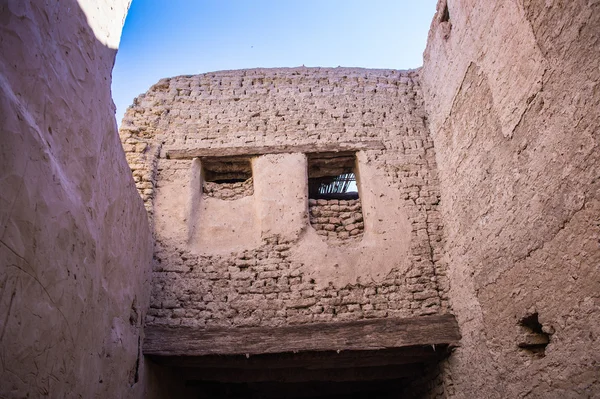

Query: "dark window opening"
<box><xmin>308</xmin><ymin>153</ymin><xmax>358</xmax><ymax>200</ymax></box>
<box><xmin>202</xmin><ymin>157</ymin><xmax>253</xmax><ymax>200</ymax></box>
<box><xmin>211</xmin><ymin>178</ymin><xmax>248</xmax><ymax>184</ymax></box>
<box><xmin>202</xmin><ymin>157</ymin><xmax>252</xmax><ymax>183</ymax></box>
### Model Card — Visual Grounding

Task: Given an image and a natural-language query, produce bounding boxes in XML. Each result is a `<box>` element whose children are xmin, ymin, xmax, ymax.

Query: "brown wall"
<box><xmin>120</xmin><ymin>68</ymin><xmax>451</xmax><ymax>328</ymax></box>
<box><xmin>422</xmin><ymin>0</ymin><xmax>600</xmax><ymax>397</ymax></box>
<box><xmin>0</xmin><ymin>1</ymin><xmax>153</xmax><ymax>397</ymax></box>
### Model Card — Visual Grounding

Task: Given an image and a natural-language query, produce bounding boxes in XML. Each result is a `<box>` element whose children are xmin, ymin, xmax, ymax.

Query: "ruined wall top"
<box><xmin>120</xmin><ymin>67</ymin><xmax>423</xmax><ymax>148</ymax></box>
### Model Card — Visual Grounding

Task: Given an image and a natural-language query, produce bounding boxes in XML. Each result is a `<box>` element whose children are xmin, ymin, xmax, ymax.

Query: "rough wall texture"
<box><xmin>422</xmin><ymin>0</ymin><xmax>600</xmax><ymax>397</ymax></box>
<box><xmin>0</xmin><ymin>1</ymin><xmax>153</xmax><ymax>397</ymax></box>
<box><xmin>120</xmin><ymin>67</ymin><xmax>451</xmax><ymax>328</ymax></box>
<box><xmin>309</xmin><ymin>198</ymin><xmax>364</xmax><ymax>240</ymax></box>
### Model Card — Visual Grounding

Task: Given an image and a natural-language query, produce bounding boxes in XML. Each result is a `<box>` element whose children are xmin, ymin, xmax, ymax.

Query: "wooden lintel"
<box><xmin>148</xmin><ymin>346</ymin><xmax>447</xmax><ymax>369</ymax></box>
<box><xmin>164</xmin><ymin>141</ymin><xmax>385</xmax><ymax>160</ymax></box>
<box><xmin>143</xmin><ymin>315</ymin><xmax>460</xmax><ymax>357</ymax></box>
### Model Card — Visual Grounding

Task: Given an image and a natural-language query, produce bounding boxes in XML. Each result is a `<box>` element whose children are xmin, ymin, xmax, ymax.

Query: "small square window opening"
<box><xmin>202</xmin><ymin>157</ymin><xmax>253</xmax><ymax>200</ymax></box>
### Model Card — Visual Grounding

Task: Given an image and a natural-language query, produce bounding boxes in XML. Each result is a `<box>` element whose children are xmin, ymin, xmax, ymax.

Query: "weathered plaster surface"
<box><xmin>253</xmin><ymin>153</ymin><xmax>308</xmax><ymax>242</ymax></box>
<box><xmin>422</xmin><ymin>0</ymin><xmax>600</xmax><ymax>397</ymax></box>
<box><xmin>294</xmin><ymin>151</ymin><xmax>413</xmax><ymax>289</ymax></box>
<box><xmin>0</xmin><ymin>1</ymin><xmax>153</xmax><ymax>397</ymax></box>
<box><xmin>76</xmin><ymin>0</ymin><xmax>131</xmax><ymax>49</ymax></box>
<box><xmin>423</xmin><ymin>0</ymin><xmax>547</xmax><ymax>139</ymax></box>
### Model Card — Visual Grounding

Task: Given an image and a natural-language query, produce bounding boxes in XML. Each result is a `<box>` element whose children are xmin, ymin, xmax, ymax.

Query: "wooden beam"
<box><xmin>164</xmin><ymin>141</ymin><xmax>385</xmax><ymax>159</ymax></box>
<box><xmin>143</xmin><ymin>315</ymin><xmax>460</xmax><ymax>357</ymax></box>
<box><xmin>178</xmin><ymin>364</ymin><xmax>423</xmax><ymax>383</ymax></box>
<box><xmin>148</xmin><ymin>346</ymin><xmax>448</xmax><ymax>369</ymax></box>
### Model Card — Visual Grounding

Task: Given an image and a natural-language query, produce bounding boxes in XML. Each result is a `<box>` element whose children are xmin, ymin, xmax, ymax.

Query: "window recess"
<box><xmin>202</xmin><ymin>157</ymin><xmax>253</xmax><ymax>200</ymax></box>
<box><xmin>307</xmin><ymin>153</ymin><xmax>364</xmax><ymax>240</ymax></box>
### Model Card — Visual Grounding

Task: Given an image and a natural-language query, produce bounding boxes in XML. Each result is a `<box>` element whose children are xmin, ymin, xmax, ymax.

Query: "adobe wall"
<box><xmin>5</xmin><ymin>0</ymin><xmax>597</xmax><ymax>396</ymax></box>
<box><xmin>422</xmin><ymin>0</ymin><xmax>600</xmax><ymax>397</ymax></box>
<box><xmin>120</xmin><ymin>67</ymin><xmax>451</xmax><ymax>328</ymax></box>
<box><xmin>0</xmin><ymin>1</ymin><xmax>154</xmax><ymax>397</ymax></box>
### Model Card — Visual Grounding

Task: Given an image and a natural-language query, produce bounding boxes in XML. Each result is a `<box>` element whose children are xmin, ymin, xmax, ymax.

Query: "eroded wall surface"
<box><xmin>120</xmin><ymin>67</ymin><xmax>451</xmax><ymax>328</ymax></box>
<box><xmin>0</xmin><ymin>1</ymin><xmax>153</xmax><ymax>397</ymax></box>
<box><xmin>422</xmin><ymin>0</ymin><xmax>600</xmax><ymax>397</ymax></box>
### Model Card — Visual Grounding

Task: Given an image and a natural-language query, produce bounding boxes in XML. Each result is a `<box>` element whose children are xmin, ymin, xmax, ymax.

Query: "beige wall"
<box><xmin>422</xmin><ymin>0</ymin><xmax>600</xmax><ymax>397</ymax></box>
<box><xmin>0</xmin><ymin>1</ymin><xmax>153</xmax><ymax>397</ymax></box>
<box><xmin>122</xmin><ymin>68</ymin><xmax>451</xmax><ymax>328</ymax></box>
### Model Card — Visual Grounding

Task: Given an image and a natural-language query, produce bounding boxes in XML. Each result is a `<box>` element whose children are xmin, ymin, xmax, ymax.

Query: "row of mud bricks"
<box><xmin>309</xmin><ymin>199</ymin><xmax>364</xmax><ymax>240</ymax></box>
<box><xmin>148</xmin><ymin>235</ymin><xmax>443</xmax><ymax>327</ymax></box>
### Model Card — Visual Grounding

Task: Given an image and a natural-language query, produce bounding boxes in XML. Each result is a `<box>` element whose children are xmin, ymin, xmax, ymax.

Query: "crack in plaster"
<box><xmin>0</xmin><ymin>239</ymin><xmax>74</xmax><ymax>344</ymax></box>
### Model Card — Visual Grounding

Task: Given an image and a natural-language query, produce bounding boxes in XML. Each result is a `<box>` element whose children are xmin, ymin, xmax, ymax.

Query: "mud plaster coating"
<box><xmin>422</xmin><ymin>0</ymin><xmax>600</xmax><ymax>397</ymax></box>
<box><xmin>0</xmin><ymin>1</ymin><xmax>154</xmax><ymax>398</ymax></box>
<box><xmin>120</xmin><ymin>67</ymin><xmax>450</xmax><ymax>328</ymax></box>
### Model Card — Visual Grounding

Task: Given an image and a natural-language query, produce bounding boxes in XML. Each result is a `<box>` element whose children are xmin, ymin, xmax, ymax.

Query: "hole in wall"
<box><xmin>307</xmin><ymin>153</ymin><xmax>358</xmax><ymax>200</ymax></box>
<box><xmin>307</xmin><ymin>153</ymin><xmax>364</xmax><ymax>241</ymax></box>
<box><xmin>312</xmin><ymin>172</ymin><xmax>358</xmax><ymax>199</ymax></box>
<box><xmin>202</xmin><ymin>157</ymin><xmax>254</xmax><ymax>200</ymax></box>
<box><xmin>517</xmin><ymin>312</ymin><xmax>550</xmax><ymax>355</ymax></box>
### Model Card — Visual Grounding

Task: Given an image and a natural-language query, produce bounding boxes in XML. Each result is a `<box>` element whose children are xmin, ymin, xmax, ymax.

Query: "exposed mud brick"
<box><xmin>120</xmin><ymin>67</ymin><xmax>450</xmax><ymax>333</ymax></box>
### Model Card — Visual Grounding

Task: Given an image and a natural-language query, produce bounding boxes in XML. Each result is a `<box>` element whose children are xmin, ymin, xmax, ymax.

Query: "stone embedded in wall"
<box><xmin>309</xmin><ymin>199</ymin><xmax>364</xmax><ymax>240</ymax></box>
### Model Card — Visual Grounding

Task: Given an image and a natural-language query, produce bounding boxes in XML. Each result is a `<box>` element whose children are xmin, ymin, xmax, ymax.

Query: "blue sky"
<box><xmin>112</xmin><ymin>0</ymin><xmax>438</xmax><ymax>125</ymax></box>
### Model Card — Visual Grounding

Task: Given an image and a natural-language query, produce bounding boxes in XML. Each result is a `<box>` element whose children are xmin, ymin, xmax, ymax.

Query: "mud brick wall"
<box><xmin>121</xmin><ymin>136</ymin><xmax>157</xmax><ymax>216</ymax></box>
<box><xmin>309</xmin><ymin>199</ymin><xmax>364</xmax><ymax>240</ymax></box>
<box><xmin>120</xmin><ymin>67</ymin><xmax>450</xmax><ymax>328</ymax></box>
<box><xmin>203</xmin><ymin>177</ymin><xmax>254</xmax><ymax>200</ymax></box>
<box><xmin>147</xmin><ymin>235</ymin><xmax>442</xmax><ymax>328</ymax></box>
